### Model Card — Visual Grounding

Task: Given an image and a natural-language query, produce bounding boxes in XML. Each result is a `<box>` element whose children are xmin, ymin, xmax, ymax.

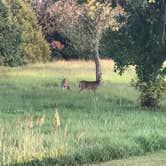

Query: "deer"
<box><xmin>79</xmin><ymin>74</ymin><xmax>102</xmax><ymax>93</ymax></box>
<box><xmin>61</xmin><ymin>78</ymin><xmax>70</xmax><ymax>92</ymax></box>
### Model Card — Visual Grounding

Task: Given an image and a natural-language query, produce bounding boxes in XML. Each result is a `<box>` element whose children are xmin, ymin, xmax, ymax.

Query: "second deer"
<box><xmin>61</xmin><ymin>78</ymin><xmax>70</xmax><ymax>92</ymax></box>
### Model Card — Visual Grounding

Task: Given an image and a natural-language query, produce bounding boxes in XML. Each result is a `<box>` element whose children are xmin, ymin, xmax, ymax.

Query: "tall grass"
<box><xmin>1</xmin><ymin>60</ymin><xmax>166</xmax><ymax>166</ymax></box>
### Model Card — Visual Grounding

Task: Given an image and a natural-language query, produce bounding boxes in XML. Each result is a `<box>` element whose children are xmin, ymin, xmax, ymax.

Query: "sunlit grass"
<box><xmin>1</xmin><ymin>60</ymin><xmax>135</xmax><ymax>82</ymax></box>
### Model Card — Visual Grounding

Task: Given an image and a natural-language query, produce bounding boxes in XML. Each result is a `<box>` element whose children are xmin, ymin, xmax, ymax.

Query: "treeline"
<box><xmin>0</xmin><ymin>0</ymin><xmax>123</xmax><ymax>64</ymax></box>
<box><xmin>0</xmin><ymin>0</ymin><xmax>107</xmax><ymax>66</ymax></box>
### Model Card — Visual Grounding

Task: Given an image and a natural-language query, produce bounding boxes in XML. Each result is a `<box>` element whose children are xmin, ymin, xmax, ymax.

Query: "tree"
<box><xmin>86</xmin><ymin>0</ymin><xmax>125</xmax><ymax>80</ymax></box>
<box><xmin>4</xmin><ymin>0</ymin><xmax>51</xmax><ymax>65</ymax></box>
<box><xmin>40</xmin><ymin>0</ymin><xmax>124</xmax><ymax>80</ymax></box>
<box><xmin>0</xmin><ymin>0</ymin><xmax>21</xmax><ymax>66</ymax></box>
<box><xmin>101</xmin><ymin>0</ymin><xmax>166</xmax><ymax>108</ymax></box>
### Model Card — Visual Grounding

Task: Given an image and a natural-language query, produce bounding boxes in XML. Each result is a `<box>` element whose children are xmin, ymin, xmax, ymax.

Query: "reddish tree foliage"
<box><xmin>51</xmin><ymin>40</ymin><xmax>64</xmax><ymax>50</ymax></box>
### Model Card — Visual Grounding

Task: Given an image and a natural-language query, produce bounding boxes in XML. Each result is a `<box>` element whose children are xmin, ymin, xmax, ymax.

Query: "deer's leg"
<box><xmin>93</xmin><ymin>87</ymin><xmax>97</xmax><ymax>95</ymax></box>
<box><xmin>93</xmin><ymin>89</ymin><xmax>96</xmax><ymax>95</ymax></box>
<box><xmin>79</xmin><ymin>88</ymin><xmax>83</xmax><ymax>93</ymax></box>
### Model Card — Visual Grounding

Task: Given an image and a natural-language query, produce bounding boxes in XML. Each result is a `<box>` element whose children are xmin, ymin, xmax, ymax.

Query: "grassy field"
<box><xmin>1</xmin><ymin>60</ymin><xmax>166</xmax><ymax>166</ymax></box>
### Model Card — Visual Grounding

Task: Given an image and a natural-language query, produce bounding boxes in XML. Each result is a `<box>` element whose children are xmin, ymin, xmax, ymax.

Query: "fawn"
<box><xmin>61</xmin><ymin>78</ymin><xmax>70</xmax><ymax>91</ymax></box>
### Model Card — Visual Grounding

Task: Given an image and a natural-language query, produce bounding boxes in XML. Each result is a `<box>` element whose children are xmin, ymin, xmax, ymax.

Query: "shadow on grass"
<box><xmin>4</xmin><ymin>157</ymin><xmax>77</xmax><ymax>166</ymax></box>
<box><xmin>105</xmin><ymin>95</ymin><xmax>137</xmax><ymax>109</ymax></box>
<box><xmin>3</xmin><ymin>155</ymin><xmax>103</xmax><ymax>166</ymax></box>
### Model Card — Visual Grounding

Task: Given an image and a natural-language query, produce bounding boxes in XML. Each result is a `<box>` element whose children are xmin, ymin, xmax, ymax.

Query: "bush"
<box><xmin>5</xmin><ymin>0</ymin><xmax>51</xmax><ymax>65</ymax></box>
<box><xmin>100</xmin><ymin>0</ymin><xmax>166</xmax><ymax>108</ymax></box>
<box><xmin>0</xmin><ymin>0</ymin><xmax>21</xmax><ymax>66</ymax></box>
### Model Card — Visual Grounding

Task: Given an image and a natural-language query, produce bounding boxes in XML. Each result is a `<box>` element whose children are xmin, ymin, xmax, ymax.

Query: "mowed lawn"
<box><xmin>1</xmin><ymin>60</ymin><xmax>166</xmax><ymax>166</ymax></box>
<box><xmin>88</xmin><ymin>150</ymin><xmax>166</xmax><ymax>166</ymax></box>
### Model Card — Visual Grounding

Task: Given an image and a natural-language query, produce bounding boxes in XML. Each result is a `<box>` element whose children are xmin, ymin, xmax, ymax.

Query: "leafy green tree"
<box><xmin>101</xmin><ymin>0</ymin><xmax>166</xmax><ymax>108</ymax></box>
<box><xmin>0</xmin><ymin>0</ymin><xmax>21</xmax><ymax>66</ymax></box>
<box><xmin>86</xmin><ymin>0</ymin><xmax>125</xmax><ymax>80</ymax></box>
<box><xmin>5</xmin><ymin>0</ymin><xmax>51</xmax><ymax>64</ymax></box>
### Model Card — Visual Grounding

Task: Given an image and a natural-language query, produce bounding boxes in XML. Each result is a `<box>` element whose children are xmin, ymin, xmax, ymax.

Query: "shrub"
<box><xmin>5</xmin><ymin>0</ymin><xmax>51</xmax><ymax>65</ymax></box>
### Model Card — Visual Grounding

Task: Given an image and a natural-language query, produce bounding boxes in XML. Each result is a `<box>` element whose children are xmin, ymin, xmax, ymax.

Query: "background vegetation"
<box><xmin>0</xmin><ymin>0</ymin><xmax>21</xmax><ymax>66</ymax></box>
<box><xmin>0</xmin><ymin>0</ymin><xmax>50</xmax><ymax>67</ymax></box>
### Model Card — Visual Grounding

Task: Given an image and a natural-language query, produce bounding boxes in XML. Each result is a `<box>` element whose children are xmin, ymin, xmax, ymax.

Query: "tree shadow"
<box><xmin>105</xmin><ymin>95</ymin><xmax>137</xmax><ymax>109</ymax></box>
<box><xmin>4</xmin><ymin>155</ymin><xmax>89</xmax><ymax>166</ymax></box>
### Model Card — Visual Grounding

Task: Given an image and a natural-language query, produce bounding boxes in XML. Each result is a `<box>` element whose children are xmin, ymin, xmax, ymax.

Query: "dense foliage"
<box><xmin>37</xmin><ymin>0</ymin><xmax>94</xmax><ymax>60</ymax></box>
<box><xmin>4</xmin><ymin>0</ymin><xmax>51</xmax><ymax>66</ymax></box>
<box><xmin>0</xmin><ymin>0</ymin><xmax>21</xmax><ymax>66</ymax></box>
<box><xmin>101</xmin><ymin>0</ymin><xmax>166</xmax><ymax>108</ymax></box>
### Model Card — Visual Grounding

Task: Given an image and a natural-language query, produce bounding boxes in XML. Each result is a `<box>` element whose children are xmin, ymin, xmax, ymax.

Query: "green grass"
<box><xmin>88</xmin><ymin>150</ymin><xmax>166</xmax><ymax>166</ymax></box>
<box><xmin>1</xmin><ymin>60</ymin><xmax>166</xmax><ymax>166</ymax></box>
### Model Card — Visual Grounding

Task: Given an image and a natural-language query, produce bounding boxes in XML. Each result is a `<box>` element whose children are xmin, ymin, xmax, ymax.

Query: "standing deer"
<box><xmin>61</xmin><ymin>78</ymin><xmax>70</xmax><ymax>92</ymax></box>
<box><xmin>79</xmin><ymin>75</ymin><xmax>102</xmax><ymax>93</ymax></box>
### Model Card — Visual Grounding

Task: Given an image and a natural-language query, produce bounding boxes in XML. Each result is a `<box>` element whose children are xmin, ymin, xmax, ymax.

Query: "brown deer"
<box><xmin>61</xmin><ymin>78</ymin><xmax>70</xmax><ymax>92</ymax></box>
<box><xmin>79</xmin><ymin>75</ymin><xmax>102</xmax><ymax>93</ymax></box>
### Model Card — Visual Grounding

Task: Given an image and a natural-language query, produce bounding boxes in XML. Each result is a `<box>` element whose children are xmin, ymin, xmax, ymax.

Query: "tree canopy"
<box><xmin>101</xmin><ymin>0</ymin><xmax>166</xmax><ymax>107</ymax></box>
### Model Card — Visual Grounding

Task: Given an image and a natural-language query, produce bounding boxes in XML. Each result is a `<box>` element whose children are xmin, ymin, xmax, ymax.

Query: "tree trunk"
<box><xmin>94</xmin><ymin>30</ymin><xmax>102</xmax><ymax>81</ymax></box>
<box><xmin>94</xmin><ymin>47</ymin><xmax>102</xmax><ymax>81</ymax></box>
